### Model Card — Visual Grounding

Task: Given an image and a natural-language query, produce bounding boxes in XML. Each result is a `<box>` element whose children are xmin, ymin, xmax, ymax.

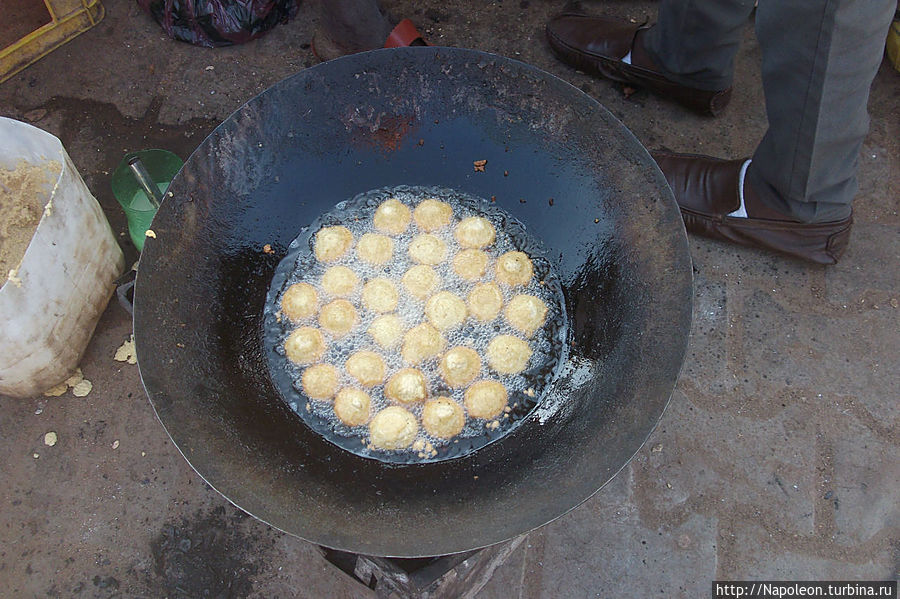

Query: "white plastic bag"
<box><xmin>0</xmin><ymin>117</ymin><xmax>124</xmax><ymax>397</ymax></box>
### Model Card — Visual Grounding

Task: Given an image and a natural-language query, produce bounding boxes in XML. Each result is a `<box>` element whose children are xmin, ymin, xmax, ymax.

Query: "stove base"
<box><xmin>319</xmin><ymin>535</ymin><xmax>524</xmax><ymax>598</ymax></box>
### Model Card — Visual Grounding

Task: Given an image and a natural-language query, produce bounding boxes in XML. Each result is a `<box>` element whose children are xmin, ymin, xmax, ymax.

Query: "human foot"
<box><xmin>651</xmin><ymin>151</ymin><xmax>852</xmax><ymax>264</ymax></box>
<box><xmin>545</xmin><ymin>11</ymin><xmax>731</xmax><ymax>116</ymax></box>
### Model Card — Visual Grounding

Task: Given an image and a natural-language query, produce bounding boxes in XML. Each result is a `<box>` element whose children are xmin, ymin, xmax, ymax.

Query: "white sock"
<box><xmin>622</xmin><ymin>51</ymin><xmax>632</xmax><ymax>65</ymax></box>
<box><xmin>727</xmin><ymin>159</ymin><xmax>752</xmax><ymax>218</ymax></box>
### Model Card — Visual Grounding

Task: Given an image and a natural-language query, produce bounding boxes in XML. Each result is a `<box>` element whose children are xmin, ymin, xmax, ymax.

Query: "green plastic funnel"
<box><xmin>111</xmin><ymin>149</ymin><xmax>182</xmax><ymax>251</ymax></box>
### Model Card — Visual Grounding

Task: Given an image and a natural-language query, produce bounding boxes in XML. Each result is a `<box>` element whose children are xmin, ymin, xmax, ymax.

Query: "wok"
<box><xmin>134</xmin><ymin>47</ymin><xmax>692</xmax><ymax>558</ymax></box>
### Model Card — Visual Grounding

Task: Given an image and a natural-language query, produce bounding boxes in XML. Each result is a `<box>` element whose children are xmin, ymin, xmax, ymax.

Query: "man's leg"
<box><xmin>748</xmin><ymin>0</ymin><xmax>895</xmax><ymax>223</ymax></box>
<box><xmin>545</xmin><ymin>1</ymin><xmax>755</xmax><ymax>114</ymax></box>
<box><xmin>642</xmin><ymin>0</ymin><xmax>756</xmax><ymax>91</ymax></box>
<box><xmin>650</xmin><ymin>0</ymin><xmax>894</xmax><ymax>263</ymax></box>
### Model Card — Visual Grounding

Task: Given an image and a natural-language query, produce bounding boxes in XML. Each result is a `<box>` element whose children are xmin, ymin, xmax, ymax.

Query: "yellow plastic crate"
<box><xmin>887</xmin><ymin>15</ymin><xmax>900</xmax><ymax>74</ymax></box>
<box><xmin>0</xmin><ymin>0</ymin><xmax>104</xmax><ymax>84</ymax></box>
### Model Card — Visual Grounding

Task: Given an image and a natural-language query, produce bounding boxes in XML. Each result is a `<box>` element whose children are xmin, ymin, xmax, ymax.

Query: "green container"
<box><xmin>111</xmin><ymin>149</ymin><xmax>182</xmax><ymax>251</ymax></box>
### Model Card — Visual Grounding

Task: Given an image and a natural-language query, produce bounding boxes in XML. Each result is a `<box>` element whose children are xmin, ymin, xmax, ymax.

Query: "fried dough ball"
<box><xmin>281</xmin><ymin>282</ymin><xmax>318</xmax><ymax>321</ymax></box>
<box><xmin>321</xmin><ymin>266</ymin><xmax>359</xmax><ymax>297</ymax></box>
<box><xmin>373</xmin><ymin>198</ymin><xmax>411</xmax><ymax>235</ymax></box>
<box><xmin>504</xmin><ymin>294</ymin><xmax>549</xmax><ymax>337</ymax></box>
<box><xmin>361</xmin><ymin>278</ymin><xmax>399</xmax><ymax>313</ymax></box>
<box><xmin>452</xmin><ymin>249</ymin><xmax>489</xmax><ymax>281</ymax></box>
<box><xmin>369</xmin><ymin>406</ymin><xmax>419</xmax><ymax>450</ymax></box>
<box><xmin>345</xmin><ymin>350</ymin><xmax>386</xmax><ymax>387</ymax></box>
<box><xmin>413</xmin><ymin>199</ymin><xmax>453</xmax><ymax>231</ymax></box>
<box><xmin>384</xmin><ymin>368</ymin><xmax>428</xmax><ymax>404</ymax></box>
<box><xmin>333</xmin><ymin>388</ymin><xmax>371</xmax><ymax>426</ymax></box>
<box><xmin>318</xmin><ymin>299</ymin><xmax>358</xmax><ymax>338</ymax></box>
<box><xmin>439</xmin><ymin>346</ymin><xmax>481</xmax><ymax>388</ymax></box>
<box><xmin>284</xmin><ymin>326</ymin><xmax>326</xmax><ymax>365</ymax></box>
<box><xmin>467</xmin><ymin>282</ymin><xmax>503</xmax><ymax>322</ymax></box>
<box><xmin>422</xmin><ymin>397</ymin><xmax>466</xmax><ymax>439</ymax></box>
<box><xmin>495</xmin><ymin>251</ymin><xmax>534</xmax><ymax>287</ymax></box>
<box><xmin>401</xmin><ymin>323</ymin><xmax>445</xmax><ymax>364</ymax></box>
<box><xmin>425</xmin><ymin>291</ymin><xmax>467</xmax><ymax>331</ymax></box>
<box><xmin>401</xmin><ymin>265</ymin><xmax>441</xmax><ymax>300</ymax></box>
<box><xmin>455</xmin><ymin>216</ymin><xmax>496</xmax><ymax>249</ymax></box>
<box><xmin>314</xmin><ymin>226</ymin><xmax>353</xmax><ymax>263</ymax></box>
<box><xmin>301</xmin><ymin>363</ymin><xmax>339</xmax><ymax>400</ymax></box>
<box><xmin>486</xmin><ymin>335</ymin><xmax>532</xmax><ymax>374</ymax></box>
<box><xmin>464</xmin><ymin>380</ymin><xmax>508</xmax><ymax>419</ymax></box>
<box><xmin>408</xmin><ymin>234</ymin><xmax>447</xmax><ymax>265</ymax></box>
<box><xmin>356</xmin><ymin>232</ymin><xmax>394</xmax><ymax>265</ymax></box>
<box><xmin>367</xmin><ymin>314</ymin><xmax>405</xmax><ymax>349</ymax></box>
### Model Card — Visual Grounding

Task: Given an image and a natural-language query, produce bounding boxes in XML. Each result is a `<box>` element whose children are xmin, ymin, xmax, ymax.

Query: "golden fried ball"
<box><xmin>356</xmin><ymin>232</ymin><xmax>394</xmax><ymax>265</ymax></box>
<box><xmin>425</xmin><ymin>291</ymin><xmax>467</xmax><ymax>331</ymax></box>
<box><xmin>422</xmin><ymin>397</ymin><xmax>466</xmax><ymax>439</ymax></box>
<box><xmin>321</xmin><ymin>266</ymin><xmax>359</xmax><ymax>297</ymax></box>
<box><xmin>314</xmin><ymin>226</ymin><xmax>353</xmax><ymax>263</ymax></box>
<box><xmin>455</xmin><ymin>216</ymin><xmax>496</xmax><ymax>248</ymax></box>
<box><xmin>504</xmin><ymin>294</ymin><xmax>549</xmax><ymax>337</ymax></box>
<box><xmin>413</xmin><ymin>198</ymin><xmax>453</xmax><ymax>231</ymax></box>
<box><xmin>384</xmin><ymin>368</ymin><xmax>428</xmax><ymax>404</ymax></box>
<box><xmin>486</xmin><ymin>335</ymin><xmax>532</xmax><ymax>374</ymax></box>
<box><xmin>318</xmin><ymin>299</ymin><xmax>358</xmax><ymax>338</ymax></box>
<box><xmin>333</xmin><ymin>388</ymin><xmax>371</xmax><ymax>426</ymax></box>
<box><xmin>367</xmin><ymin>314</ymin><xmax>405</xmax><ymax>349</ymax></box>
<box><xmin>361</xmin><ymin>278</ymin><xmax>399</xmax><ymax>313</ymax></box>
<box><xmin>284</xmin><ymin>326</ymin><xmax>326</xmax><ymax>365</ymax></box>
<box><xmin>464</xmin><ymin>380</ymin><xmax>508</xmax><ymax>419</ymax></box>
<box><xmin>439</xmin><ymin>346</ymin><xmax>481</xmax><ymax>388</ymax></box>
<box><xmin>408</xmin><ymin>234</ymin><xmax>447</xmax><ymax>265</ymax></box>
<box><xmin>466</xmin><ymin>282</ymin><xmax>503</xmax><ymax>322</ymax></box>
<box><xmin>495</xmin><ymin>251</ymin><xmax>534</xmax><ymax>286</ymax></box>
<box><xmin>373</xmin><ymin>198</ymin><xmax>412</xmax><ymax>235</ymax></box>
<box><xmin>345</xmin><ymin>350</ymin><xmax>387</xmax><ymax>387</ymax></box>
<box><xmin>452</xmin><ymin>249</ymin><xmax>489</xmax><ymax>281</ymax></box>
<box><xmin>301</xmin><ymin>363</ymin><xmax>339</xmax><ymax>400</ymax></box>
<box><xmin>281</xmin><ymin>282</ymin><xmax>318</xmax><ymax>321</ymax></box>
<box><xmin>369</xmin><ymin>406</ymin><xmax>419</xmax><ymax>450</ymax></box>
<box><xmin>401</xmin><ymin>264</ymin><xmax>441</xmax><ymax>300</ymax></box>
<box><xmin>401</xmin><ymin>323</ymin><xmax>446</xmax><ymax>364</ymax></box>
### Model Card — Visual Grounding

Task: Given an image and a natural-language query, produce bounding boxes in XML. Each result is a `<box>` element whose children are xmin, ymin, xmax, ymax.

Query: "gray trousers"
<box><xmin>643</xmin><ymin>0</ymin><xmax>895</xmax><ymax>222</ymax></box>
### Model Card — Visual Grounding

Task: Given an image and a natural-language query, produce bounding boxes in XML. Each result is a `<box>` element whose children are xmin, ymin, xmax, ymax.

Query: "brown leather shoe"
<box><xmin>545</xmin><ymin>11</ymin><xmax>731</xmax><ymax>116</ymax></box>
<box><xmin>652</xmin><ymin>151</ymin><xmax>852</xmax><ymax>265</ymax></box>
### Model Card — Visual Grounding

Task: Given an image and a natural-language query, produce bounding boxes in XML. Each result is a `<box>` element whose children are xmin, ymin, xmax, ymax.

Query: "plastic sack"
<box><xmin>0</xmin><ymin>118</ymin><xmax>124</xmax><ymax>398</ymax></box>
<box><xmin>137</xmin><ymin>0</ymin><xmax>299</xmax><ymax>47</ymax></box>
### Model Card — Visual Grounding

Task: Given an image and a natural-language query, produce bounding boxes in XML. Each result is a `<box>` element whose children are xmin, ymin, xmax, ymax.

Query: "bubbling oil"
<box><xmin>263</xmin><ymin>185</ymin><xmax>568</xmax><ymax>463</ymax></box>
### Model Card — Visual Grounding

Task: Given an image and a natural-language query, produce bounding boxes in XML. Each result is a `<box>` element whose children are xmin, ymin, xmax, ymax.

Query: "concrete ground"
<box><xmin>1</xmin><ymin>1</ymin><xmax>898</xmax><ymax>597</ymax></box>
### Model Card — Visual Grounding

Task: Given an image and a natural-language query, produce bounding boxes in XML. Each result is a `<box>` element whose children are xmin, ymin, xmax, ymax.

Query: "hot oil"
<box><xmin>263</xmin><ymin>185</ymin><xmax>569</xmax><ymax>464</ymax></box>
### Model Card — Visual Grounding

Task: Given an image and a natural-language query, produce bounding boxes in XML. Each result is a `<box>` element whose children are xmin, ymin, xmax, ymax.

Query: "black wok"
<box><xmin>134</xmin><ymin>47</ymin><xmax>692</xmax><ymax>558</ymax></box>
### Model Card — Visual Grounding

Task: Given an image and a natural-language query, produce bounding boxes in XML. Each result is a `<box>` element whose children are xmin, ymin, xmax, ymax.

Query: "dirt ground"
<box><xmin>1</xmin><ymin>1</ymin><xmax>898</xmax><ymax>597</ymax></box>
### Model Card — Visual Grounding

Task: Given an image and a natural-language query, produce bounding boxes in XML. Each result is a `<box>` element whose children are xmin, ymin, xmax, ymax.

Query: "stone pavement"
<box><xmin>1</xmin><ymin>1</ymin><xmax>897</xmax><ymax>597</ymax></box>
